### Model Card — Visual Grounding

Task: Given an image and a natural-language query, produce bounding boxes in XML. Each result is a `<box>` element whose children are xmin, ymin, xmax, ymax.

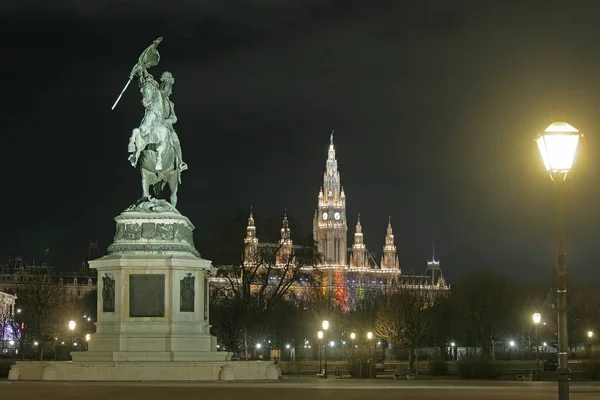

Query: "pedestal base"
<box><xmin>9</xmin><ymin>361</ymin><xmax>281</xmax><ymax>382</ymax></box>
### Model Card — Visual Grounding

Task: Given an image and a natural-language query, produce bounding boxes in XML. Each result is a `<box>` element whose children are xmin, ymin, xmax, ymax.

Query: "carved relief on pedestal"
<box><xmin>180</xmin><ymin>273</ymin><xmax>195</xmax><ymax>312</ymax></box>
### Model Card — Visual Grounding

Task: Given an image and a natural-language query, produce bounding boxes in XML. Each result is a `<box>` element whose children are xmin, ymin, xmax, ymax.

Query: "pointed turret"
<box><xmin>350</xmin><ymin>214</ymin><xmax>367</xmax><ymax>268</ymax></box>
<box><xmin>380</xmin><ymin>217</ymin><xmax>399</xmax><ymax>270</ymax></box>
<box><xmin>244</xmin><ymin>207</ymin><xmax>258</xmax><ymax>264</ymax></box>
<box><xmin>277</xmin><ymin>211</ymin><xmax>293</xmax><ymax>265</ymax></box>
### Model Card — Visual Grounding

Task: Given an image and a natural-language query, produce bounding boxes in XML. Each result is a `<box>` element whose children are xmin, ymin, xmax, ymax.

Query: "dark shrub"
<box><xmin>349</xmin><ymin>360</ymin><xmax>370</xmax><ymax>378</ymax></box>
<box><xmin>582</xmin><ymin>362</ymin><xmax>600</xmax><ymax>380</ymax></box>
<box><xmin>458</xmin><ymin>359</ymin><xmax>503</xmax><ymax>379</ymax></box>
<box><xmin>429</xmin><ymin>359</ymin><xmax>449</xmax><ymax>376</ymax></box>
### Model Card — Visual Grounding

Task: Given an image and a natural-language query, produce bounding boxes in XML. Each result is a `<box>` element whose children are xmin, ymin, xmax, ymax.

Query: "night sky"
<box><xmin>3</xmin><ymin>1</ymin><xmax>600</xmax><ymax>283</ymax></box>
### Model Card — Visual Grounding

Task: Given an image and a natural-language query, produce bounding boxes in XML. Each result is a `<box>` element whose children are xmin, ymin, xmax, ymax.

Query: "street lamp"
<box><xmin>367</xmin><ymin>331</ymin><xmax>373</xmax><ymax>357</ymax></box>
<box><xmin>588</xmin><ymin>331</ymin><xmax>594</xmax><ymax>358</ymax></box>
<box><xmin>350</xmin><ymin>332</ymin><xmax>356</xmax><ymax>361</ymax></box>
<box><xmin>536</xmin><ymin>121</ymin><xmax>582</xmax><ymax>400</ymax></box>
<box><xmin>68</xmin><ymin>320</ymin><xmax>76</xmax><ymax>351</ymax></box>
<box><xmin>321</xmin><ymin>321</ymin><xmax>329</xmax><ymax>379</ymax></box>
<box><xmin>317</xmin><ymin>330</ymin><xmax>324</xmax><ymax>376</ymax></box>
<box><xmin>533</xmin><ymin>312</ymin><xmax>542</xmax><ymax>380</ymax></box>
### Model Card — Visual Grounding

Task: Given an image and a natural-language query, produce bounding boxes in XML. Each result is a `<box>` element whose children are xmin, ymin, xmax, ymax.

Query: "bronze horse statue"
<box><xmin>128</xmin><ymin>75</ymin><xmax>180</xmax><ymax>207</ymax></box>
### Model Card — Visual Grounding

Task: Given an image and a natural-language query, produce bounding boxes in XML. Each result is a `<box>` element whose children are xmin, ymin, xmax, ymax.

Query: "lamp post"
<box><xmin>322</xmin><ymin>320</ymin><xmax>329</xmax><ymax>378</ymax></box>
<box><xmin>317</xmin><ymin>330</ymin><xmax>324</xmax><ymax>376</ymax></box>
<box><xmin>85</xmin><ymin>333</ymin><xmax>91</xmax><ymax>352</ymax></box>
<box><xmin>350</xmin><ymin>332</ymin><xmax>356</xmax><ymax>361</ymax></box>
<box><xmin>588</xmin><ymin>331</ymin><xmax>594</xmax><ymax>358</ymax></box>
<box><xmin>367</xmin><ymin>331</ymin><xmax>373</xmax><ymax>357</ymax></box>
<box><xmin>533</xmin><ymin>312</ymin><xmax>542</xmax><ymax>380</ymax></box>
<box><xmin>536</xmin><ymin>121</ymin><xmax>582</xmax><ymax>400</ymax></box>
<box><xmin>68</xmin><ymin>320</ymin><xmax>76</xmax><ymax>351</ymax></box>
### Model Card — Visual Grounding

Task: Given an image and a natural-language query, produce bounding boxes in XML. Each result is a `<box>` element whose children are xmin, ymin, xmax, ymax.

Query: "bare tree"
<box><xmin>452</xmin><ymin>270</ymin><xmax>517</xmax><ymax>360</ymax></box>
<box><xmin>212</xmin><ymin>215</ymin><xmax>322</xmax><ymax>359</ymax></box>
<box><xmin>375</xmin><ymin>284</ymin><xmax>434</xmax><ymax>371</ymax></box>
<box><xmin>15</xmin><ymin>276</ymin><xmax>71</xmax><ymax>360</ymax></box>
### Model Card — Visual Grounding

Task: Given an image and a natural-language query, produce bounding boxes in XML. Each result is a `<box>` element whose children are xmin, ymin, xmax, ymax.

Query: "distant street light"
<box><xmin>588</xmin><ymin>331</ymin><xmax>594</xmax><ymax>339</ymax></box>
<box><xmin>510</xmin><ymin>341</ymin><xmax>515</xmax><ymax>347</ymax></box>
<box><xmin>536</xmin><ymin>121</ymin><xmax>582</xmax><ymax>400</ymax></box>
<box><xmin>367</xmin><ymin>332</ymin><xmax>373</xmax><ymax>357</ymax></box>
<box><xmin>588</xmin><ymin>331</ymin><xmax>594</xmax><ymax>358</ymax></box>
<box><xmin>350</xmin><ymin>332</ymin><xmax>356</xmax><ymax>340</ymax></box>
<box><xmin>349</xmin><ymin>332</ymin><xmax>356</xmax><ymax>361</ymax></box>
<box><xmin>16</xmin><ymin>309</ymin><xmax>21</xmax><ymax>314</ymax></box>
<box><xmin>256</xmin><ymin>343</ymin><xmax>262</xmax><ymax>349</ymax></box>
<box><xmin>533</xmin><ymin>313</ymin><xmax>542</xmax><ymax>380</ymax></box>
<box><xmin>317</xmin><ymin>331</ymin><xmax>324</xmax><ymax>339</ymax></box>
<box><xmin>321</xmin><ymin>321</ymin><xmax>329</xmax><ymax>379</ymax></box>
<box><xmin>68</xmin><ymin>320</ymin><xmax>76</xmax><ymax>351</ymax></box>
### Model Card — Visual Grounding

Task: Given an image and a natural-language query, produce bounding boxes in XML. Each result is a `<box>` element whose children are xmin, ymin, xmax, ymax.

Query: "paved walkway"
<box><xmin>2</xmin><ymin>379</ymin><xmax>600</xmax><ymax>399</ymax></box>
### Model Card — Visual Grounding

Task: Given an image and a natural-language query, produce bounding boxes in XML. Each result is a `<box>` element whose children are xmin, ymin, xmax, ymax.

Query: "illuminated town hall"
<box><xmin>240</xmin><ymin>135</ymin><xmax>449</xmax><ymax>309</ymax></box>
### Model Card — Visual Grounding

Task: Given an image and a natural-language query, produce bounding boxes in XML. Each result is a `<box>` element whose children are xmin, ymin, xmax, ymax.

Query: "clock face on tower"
<box><xmin>322</xmin><ymin>212</ymin><xmax>328</xmax><ymax>220</ymax></box>
<box><xmin>334</xmin><ymin>212</ymin><xmax>341</xmax><ymax>220</ymax></box>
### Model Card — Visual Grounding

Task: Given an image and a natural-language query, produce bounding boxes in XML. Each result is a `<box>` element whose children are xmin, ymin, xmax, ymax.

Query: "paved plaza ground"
<box><xmin>2</xmin><ymin>378</ymin><xmax>600</xmax><ymax>400</ymax></box>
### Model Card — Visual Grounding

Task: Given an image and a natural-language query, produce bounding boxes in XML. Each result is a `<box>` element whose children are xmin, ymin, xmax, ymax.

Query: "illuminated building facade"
<box><xmin>221</xmin><ymin>135</ymin><xmax>449</xmax><ymax>309</ymax></box>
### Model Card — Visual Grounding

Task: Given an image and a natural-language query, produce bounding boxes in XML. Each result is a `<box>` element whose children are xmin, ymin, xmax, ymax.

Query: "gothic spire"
<box><xmin>381</xmin><ymin>217</ymin><xmax>398</xmax><ymax>269</ymax></box>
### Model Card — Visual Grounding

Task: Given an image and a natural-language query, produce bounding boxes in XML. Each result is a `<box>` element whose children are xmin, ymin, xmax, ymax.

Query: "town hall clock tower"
<box><xmin>313</xmin><ymin>134</ymin><xmax>348</xmax><ymax>265</ymax></box>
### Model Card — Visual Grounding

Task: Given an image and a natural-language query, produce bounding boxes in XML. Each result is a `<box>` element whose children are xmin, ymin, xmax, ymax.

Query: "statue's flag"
<box><xmin>111</xmin><ymin>37</ymin><xmax>163</xmax><ymax>111</ymax></box>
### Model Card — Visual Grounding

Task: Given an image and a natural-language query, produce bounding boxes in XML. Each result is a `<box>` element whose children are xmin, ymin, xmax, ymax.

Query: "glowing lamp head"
<box><xmin>532</xmin><ymin>313</ymin><xmax>542</xmax><ymax>324</ymax></box>
<box><xmin>450</xmin><ymin>342</ymin><xmax>456</xmax><ymax>347</ymax></box>
<box><xmin>350</xmin><ymin>332</ymin><xmax>356</xmax><ymax>340</ymax></box>
<box><xmin>367</xmin><ymin>331</ymin><xmax>373</xmax><ymax>340</ymax></box>
<box><xmin>256</xmin><ymin>343</ymin><xmax>262</xmax><ymax>349</ymax></box>
<box><xmin>322</xmin><ymin>320</ymin><xmax>329</xmax><ymax>330</ymax></box>
<box><xmin>509</xmin><ymin>341</ymin><xmax>515</xmax><ymax>347</ymax></box>
<box><xmin>536</xmin><ymin>122</ymin><xmax>581</xmax><ymax>181</ymax></box>
<box><xmin>68</xmin><ymin>320</ymin><xmax>76</xmax><ymax>331</ymax></box>
<box><xmin>589</xmin><ymin>331</ymin><xmax>594</xmax><ymax>339</ymax></box>
<box><xmin>317</xmin><ymin>330</ymin><xmax>324</xmax><ymax>339</ymax></box>
<box><xmin>85</xmin><ymin>334</ymin><xmax>91</xmax><ymax>342</ymax></box>
<box><xmin>330</xmin><ymin>341</ymin><xmax>335</xmax><ymax>347</ymax></box>
<box><xmin>285</xmin><ymin>344</ymin><xmax>290</xmax><ymax>349</ymax></box>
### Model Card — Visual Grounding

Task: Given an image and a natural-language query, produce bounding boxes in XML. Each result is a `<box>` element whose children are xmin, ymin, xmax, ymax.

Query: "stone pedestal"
<box><xmin>9</xmin><ymin>201</ymin><xmax>276</xmax><ymax>381</ymax></box>
<box><xmin>73</xmin><ymin>204</ymin><xmax>228</xmax><ymax>363</ymax></box>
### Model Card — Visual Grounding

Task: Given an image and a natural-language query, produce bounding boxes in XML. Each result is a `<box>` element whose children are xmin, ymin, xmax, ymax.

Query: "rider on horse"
<box><xmin>127</xmin><ymin>69</ymin><xmax>186</xmax><ymax>173</ymax></box>
<box><xmin>159</xmin><ymin>71</ymin><xmax>187</xmax><ymax>172</ymax></box>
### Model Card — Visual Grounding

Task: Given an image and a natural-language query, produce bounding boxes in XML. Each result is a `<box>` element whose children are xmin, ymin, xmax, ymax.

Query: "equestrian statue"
<box><xmin>112</xmin><ymin>37</ymin><xmax>188</xmax><ymax>208</ymax></box>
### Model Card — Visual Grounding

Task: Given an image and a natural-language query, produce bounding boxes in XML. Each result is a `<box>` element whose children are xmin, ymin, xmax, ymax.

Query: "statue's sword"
<box><xmin>111</xmin><ymin>78</ymin><xmax>132</xmax><ymax>110</ymax></box>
